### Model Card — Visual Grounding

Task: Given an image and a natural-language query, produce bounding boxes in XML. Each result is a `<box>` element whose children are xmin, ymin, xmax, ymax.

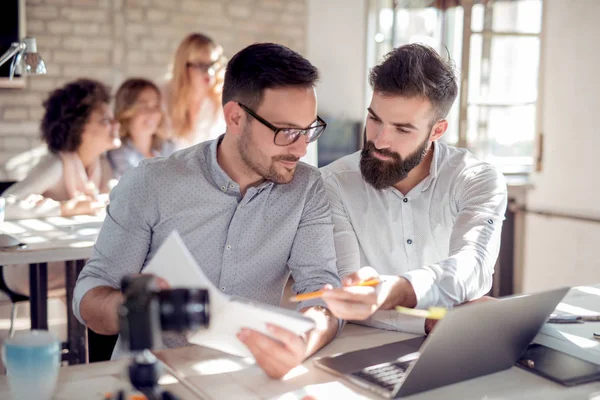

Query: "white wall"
<box><xmin>306</xmin><ymin>0</ymin><xmax>368</xmax><ymax>121</ymax></box>
<box><xmin>521</xmin><ymin>0</ymin><xmax>600</xmax><ymax>292</ymax></box>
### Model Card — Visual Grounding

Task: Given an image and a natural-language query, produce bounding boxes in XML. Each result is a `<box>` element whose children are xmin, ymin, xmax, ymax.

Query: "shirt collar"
<box><xmin>420</xmin><ymin>140</ymin><xmax>441</xmax><ymax>192</ymax></box>
<box><xmin>205</xmin><ymin>135</ymin><xmax>273</xmax><ymax>196</ymax></box>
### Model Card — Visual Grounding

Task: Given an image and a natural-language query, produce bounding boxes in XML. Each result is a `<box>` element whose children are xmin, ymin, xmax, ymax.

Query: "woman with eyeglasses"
<box><xmin>164</xmin><ymin>33</ymin><xmax>226</xmax><ymax>149</ymax></box>
<box><xmin>107</xmin><ymin>78</ymin><xmax>174</xmax><ymax>179</ymax></box>
<box><xmin>1</xmin><ymin>78</ymin><xmax>120</xmax><ymax>297</ymax></box>
<box><xmin>3</xmin><ymin>78</ymin><xmax>120</xmax><ymax>220</ymax></box>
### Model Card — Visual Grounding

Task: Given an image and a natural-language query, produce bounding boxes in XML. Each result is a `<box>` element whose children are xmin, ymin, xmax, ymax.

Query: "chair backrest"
<box><xmin>0</xmin><ymin>180</ymin><xmax>27</xmax><ymax>302</ymax></box>
<box><xmin>87</xmin><ymin>329</ymin><xmax>118</xmax><ymax>362</ymax></box>
<box><xmin>0</xmin><ymin>180</ymin><xmax>16</xmax><ymax>195</ymax></box>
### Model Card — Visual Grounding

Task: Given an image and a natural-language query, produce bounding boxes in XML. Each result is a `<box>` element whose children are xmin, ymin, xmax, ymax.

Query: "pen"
<box><xmin>288</xmin><ymin>279</ymin><xmax>383</xmax><ymax>302</ymax></box>
<box><xmin>547</xmin><ymin>314</ymin><xmax>600</xmax><ymax>324</ymax></box>
<box><xmin>395</xmin><ymin>306</ymin><xmax>447</xmax><ymax>320</ymax></box>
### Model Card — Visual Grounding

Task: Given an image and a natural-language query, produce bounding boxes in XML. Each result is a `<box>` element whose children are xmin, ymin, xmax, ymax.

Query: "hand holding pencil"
<box><xmin>289</xmin><ymin>278</ymin><xmax>382</xmax><ymax>302</ymax></box>
<box><xmin>306</xmin><ymin>266</ymin><xmax>385</xmax><ymax>321</ymax></box>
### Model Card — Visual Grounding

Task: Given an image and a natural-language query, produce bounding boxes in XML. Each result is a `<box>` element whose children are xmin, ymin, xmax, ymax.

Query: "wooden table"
<box><xmin>0</xmin><ymin>214</ymin><xmax>104</xmax><ymax>364</ymax></box>
<box><xmin>1</xmin><ymin>284</ymin><xmax>599</xmax><ymax>399</ymax></box>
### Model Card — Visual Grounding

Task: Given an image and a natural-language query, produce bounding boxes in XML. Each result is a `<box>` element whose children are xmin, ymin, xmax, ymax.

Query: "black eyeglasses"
<box><xmin>186</xmin><ymin>60</ymin><xmax>220</xmax><ymax>75</ymax></box>
<box><xmin>236</xmin><ymin>102</ymin><xmax>327</xmax><ymax>146</ymax></box>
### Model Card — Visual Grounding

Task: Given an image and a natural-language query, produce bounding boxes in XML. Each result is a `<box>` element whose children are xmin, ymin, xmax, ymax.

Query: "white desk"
<box><xmin>1</xmin><ymin>284</ymin><xmax>598</xmax><ymax>399</ymax></box>
<box><xmin>0</xmin><ymin>214</ymin><xmax>104</xmax><ymax>264</ymax></box>
<box><xmin>0</xmin><ymin>214</ymin><xmax>104</xmax><ymax>364</ymax></box>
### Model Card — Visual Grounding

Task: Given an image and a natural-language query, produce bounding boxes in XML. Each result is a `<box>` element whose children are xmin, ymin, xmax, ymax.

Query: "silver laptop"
<box><xmin>314</xmin><ymin>287</ymin><xmax>570</xmax><ymax>398</ymax></box>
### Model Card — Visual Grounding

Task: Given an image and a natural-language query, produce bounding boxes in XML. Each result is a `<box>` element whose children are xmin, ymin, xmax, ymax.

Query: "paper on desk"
<box><xmin>270</xmin><ymin>381</ymin><xmax>371</xmax><ymax>400</ymax></box>
<box><xmin>143</xmin><ymin>231</ymin><xmax>315</xmax><ymax>358</ymax></box>
<box><xmin>351</xmin><ymin>309</ymin><xmax>426</xmax><ymax>335</ymax></box>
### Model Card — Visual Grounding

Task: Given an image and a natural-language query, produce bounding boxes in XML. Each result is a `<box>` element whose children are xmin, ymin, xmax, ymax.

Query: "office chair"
<box><xmin>0</xmin><ymin>180</ymin><xmax>25</xmax><ymax>337</ymax></box>
<box><xmin>0</xmin><ymin>267</ymin><xmax>29</xmax><ymax>337</ymax></box>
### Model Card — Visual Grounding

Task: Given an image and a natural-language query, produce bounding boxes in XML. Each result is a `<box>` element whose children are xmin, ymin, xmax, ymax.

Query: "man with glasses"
<box><xmin>318</xmin><ymin>44</ymin><xmax>507</xmax><ymax>333</ymax></box>
<box><xmin>73</xmin><ymin>43</ymin><xmax>341</xmax><ymax>379</ymax></box>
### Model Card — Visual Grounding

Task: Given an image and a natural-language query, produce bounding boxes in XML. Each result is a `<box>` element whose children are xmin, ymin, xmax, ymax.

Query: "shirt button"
<box><xmin>229</xmin><ymin>184</ymin><xmax>235</xmax><ymax>189</ymax></box>
<box><xmin>221</xmin><ymin>287</ymin><xmax>226</xmax><ymax>291</ymax></box>
<box><xmin>226</xmin><ymin>244</ymin><xmax>232</xmax><ymax>250</ymax></box>
<box><xmin>220</xmin><ymin>186</ymin><xmax>226</xmax><ymax>191</ymax></box>
<box><xmin>407</xmin><ymin>239</ymin><xmax>413</xmax><ymax>244</ymax></box>
<box><xmin>403</xmin><ymin>198</ymin><xmax>408</xmax><ymax>203</ymax></box>
<box><xmin>487</xmin><ymin>219</ymin><xmax>494</xmax><ymax>224</ymax></box>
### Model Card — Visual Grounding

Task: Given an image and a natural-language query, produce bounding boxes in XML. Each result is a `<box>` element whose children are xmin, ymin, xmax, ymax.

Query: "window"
<box><xmin>367</xmin><ymin>0</ymin><xmax>543</xmax><ymax>174</ymax></box>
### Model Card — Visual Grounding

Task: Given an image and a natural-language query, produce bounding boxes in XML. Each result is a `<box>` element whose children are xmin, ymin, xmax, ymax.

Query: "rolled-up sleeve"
<box><xmin>287</xmin><ymin>172</ymin><xmax>342</xmax><ymax>329</ymax></box>
<box><xmin>73</xmin><ymin>166</ymin><xmax>155</xmax><ymax>324</ymax></box>
<box><xmin>402</xmin><ymin>164</ymin><xmax>508</xmax><ymax>308</ymax></box>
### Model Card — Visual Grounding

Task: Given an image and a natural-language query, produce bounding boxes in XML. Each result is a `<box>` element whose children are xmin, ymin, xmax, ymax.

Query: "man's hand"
<box><xmin>321</xmin><ymin>266</ymin><xmax>417</xmax><ymax>321</ymax></box>
<box><xmin>237</xmin><ymin>324</ymin><xmax>307</xmax><ymax>379</ymax></box>
<box><xmin>320</xmin><ymin>267</ymin><xmax>380</xmax><ymax>320</ymax></box>
<box><xmin>80</xmin><ymin>273</ymin><xmax>170</xmax><ymax>335</ymax></box>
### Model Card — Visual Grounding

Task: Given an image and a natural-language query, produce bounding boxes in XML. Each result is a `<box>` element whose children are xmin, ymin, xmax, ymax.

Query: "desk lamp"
<box><xmin>0</xmin><ymin>36</ymin><xmax>47</xmax><ymax>80</ymax></box>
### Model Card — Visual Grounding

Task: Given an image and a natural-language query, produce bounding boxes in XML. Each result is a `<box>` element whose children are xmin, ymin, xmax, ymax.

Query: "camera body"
<box><xmin>116</xmin><ymin>275</ymin><xmax>210</xmax><ymax>400</ymax></box>
<box><xmin>119</xmin><ymin>275</ymin><xmax>210</xmax><ymax>351</ymax></box>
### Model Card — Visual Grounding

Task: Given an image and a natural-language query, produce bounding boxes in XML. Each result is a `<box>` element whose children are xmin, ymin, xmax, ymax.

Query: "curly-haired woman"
<box><xmin>1</xmin><ymin>78</ymin><xmax>120</xmax><ymax>297</ymax></box>
<box><xmin>3</xmin><ymin>78</ymin><xmax>121</xmax><ymax>219</ymax></box>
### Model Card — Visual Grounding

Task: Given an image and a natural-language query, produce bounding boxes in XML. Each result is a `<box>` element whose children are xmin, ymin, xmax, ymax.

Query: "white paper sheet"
<box><xmin>270</xmin><ymin>381</ymin><xmax>371</xmax><ymax>400</ymax></box>
<box><xmin>143</xmin><ymin>231</ymin><xmax>315</xmax><ymax>358</ymax></box>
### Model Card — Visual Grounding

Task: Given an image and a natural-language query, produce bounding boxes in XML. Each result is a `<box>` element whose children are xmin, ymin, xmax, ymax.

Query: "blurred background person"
<box><xmin>108</xmin><ymin>78</ymin><xmax>173</xmax><ymax>179</ymax></box>
<box><xmin>3</xmin><ymin>78</ymin><xmax>119</xmax><ymax>220</ymax></box>
<box><xmin>164</xmin><ymin>33</ymin><xmax>226</xmax><ymax>149</ymax></box>
<box><xmin>2</xmin><ymin>78</ymin><xmax>120</xmax><ymax>296</ymax></box>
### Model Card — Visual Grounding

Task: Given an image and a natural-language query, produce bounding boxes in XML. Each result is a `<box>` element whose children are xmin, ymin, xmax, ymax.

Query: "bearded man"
<box><xmin>319</xmin><ymin>44</ymin><xmax>507</xmax><ymax>332</ymax></box>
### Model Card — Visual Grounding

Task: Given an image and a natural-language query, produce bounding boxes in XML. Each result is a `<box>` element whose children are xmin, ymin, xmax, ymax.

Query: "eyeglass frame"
<box><xmin>186</xmin><ymin>60</ymin><xmax>221</xmax><ymax>75</ymax></box>
<box><xmin>235</xmin><ymin>102</ymin><xmax>327</xmax><ymax>146</ymax></box>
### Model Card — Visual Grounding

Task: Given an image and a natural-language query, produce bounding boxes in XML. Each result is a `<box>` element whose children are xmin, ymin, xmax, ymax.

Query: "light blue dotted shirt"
<box><xmin>73</xmin><ymin>135</ymin><xmax>341</xmax><ymax>357</ymax></box>
<box><xmin>107</xmin><ymin>139</ymin><xmax>176</xmax><ymax>179</ymax></box>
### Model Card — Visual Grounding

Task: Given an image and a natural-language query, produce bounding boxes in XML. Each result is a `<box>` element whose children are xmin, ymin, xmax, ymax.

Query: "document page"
<box><xmin>143</xmin><ymin>231</ymin><xmax>315</xmax><ymax>358</ymax></box>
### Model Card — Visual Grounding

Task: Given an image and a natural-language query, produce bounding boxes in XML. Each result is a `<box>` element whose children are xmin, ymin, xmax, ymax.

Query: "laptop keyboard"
<box><xmin>351</xmin><ymin>361</ymin><xmax>413</xmax><ymax>392</ymax></box>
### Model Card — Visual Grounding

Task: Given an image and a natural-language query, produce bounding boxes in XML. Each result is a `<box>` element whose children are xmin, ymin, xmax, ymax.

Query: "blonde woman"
<box><xmin>165</xmin><ymin>33</ymin><xmax>226</xmax><ymax>149</ymax></box>
<box><xmin>107</xmin><ymin>78</ymin><xmax>174</xmax><ymax>178</ymax></box>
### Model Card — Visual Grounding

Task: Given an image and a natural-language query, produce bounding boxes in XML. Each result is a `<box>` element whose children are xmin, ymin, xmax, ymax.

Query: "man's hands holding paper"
<box><xmin>237</xmin><ymin>305</ymin><xmax>338</xmax><ymax>379</ymax></box>
<box><xmin>321</xmin><ymin>266</ymin><xmax>418</xmax><ymax>321</ymax></box>
<box><xmin>237</xmin><ymin>323</ymin><xmax>308</xmax><ymax>379</ymax></box>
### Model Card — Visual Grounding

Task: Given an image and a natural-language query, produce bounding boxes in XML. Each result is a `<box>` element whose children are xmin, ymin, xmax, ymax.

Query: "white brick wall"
<box><xmin>0</xmin><ymin>0</ymin><xmax>307</xmax><ymax>171</ymax></box>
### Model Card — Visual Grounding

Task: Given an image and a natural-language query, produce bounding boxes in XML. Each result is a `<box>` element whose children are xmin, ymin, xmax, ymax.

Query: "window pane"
<box><xmin>440</xmin><ymin>7</ymin><xmax>463</xmax><ymax>146</ymax></box>
<box><xmin>393</xmin><ymin>7</ymin><xmax>443</xmax><ymax>50</ymax></box>
<box><xmin>467</xmin><ymin>104</ymin><xmax>535</xmax><ymax>170</ymax></box>
<box><xmin>468</xmin><ymin>34</ymin><xmax>540</xmax><ymax>104</ymax></box>
<box><xmin>471</xmin><ymin>0</ymin><xmax>542</xmax><ymax>34</ymax></box>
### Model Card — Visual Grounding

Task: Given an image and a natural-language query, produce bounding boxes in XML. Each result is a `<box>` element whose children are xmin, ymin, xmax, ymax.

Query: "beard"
<box><xmin>238</xmin><ymin>124</ymin><xmax>299</xmax><ymax>184</ymax></box>
<box><xmin>359</xmin><ymin>135</ymin><xmax>429</xmax><ymax>190</ymax></box>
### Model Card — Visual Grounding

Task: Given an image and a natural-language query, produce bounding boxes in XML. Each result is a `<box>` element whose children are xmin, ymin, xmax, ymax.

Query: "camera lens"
<box><xmin>157</xmin><ymin>288</ymin><xmax>210</xmax><ymax>332</ymax></box>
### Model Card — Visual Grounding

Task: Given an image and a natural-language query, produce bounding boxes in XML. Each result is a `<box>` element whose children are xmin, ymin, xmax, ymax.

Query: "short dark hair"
<box><xmin>41</xmin><ymin>78</ymin><xmax>111</xmax><ymax>153</ymax></box>
<box><xmin>222</xmin><ymin>43</ymin><xmax>319</xmax><ymax>109</ymax></box>
<box><xmin>369</xmin><ymin>43</ymin><xmax>458</xmax><ymax>121</ymax></box>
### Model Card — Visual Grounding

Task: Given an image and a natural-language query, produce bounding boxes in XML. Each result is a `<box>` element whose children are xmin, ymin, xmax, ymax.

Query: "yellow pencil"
<box><xmin>289</xmin><ymin>279</ymin><xmax>382</xmax><ymax>302</ymax></box>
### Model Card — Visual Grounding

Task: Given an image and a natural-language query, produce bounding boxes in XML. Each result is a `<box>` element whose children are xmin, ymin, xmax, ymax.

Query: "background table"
<box><xmin>0</xmin><ymin>214</ymin><xmax>104</xmax><ymax>364</ymax></box>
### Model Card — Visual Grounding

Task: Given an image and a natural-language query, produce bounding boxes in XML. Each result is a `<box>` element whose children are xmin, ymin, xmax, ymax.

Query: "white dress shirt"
<box><xmin>320</xmin><ymin>141</ymin><xmax>508</xmax><ymax>309</ymax></box>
